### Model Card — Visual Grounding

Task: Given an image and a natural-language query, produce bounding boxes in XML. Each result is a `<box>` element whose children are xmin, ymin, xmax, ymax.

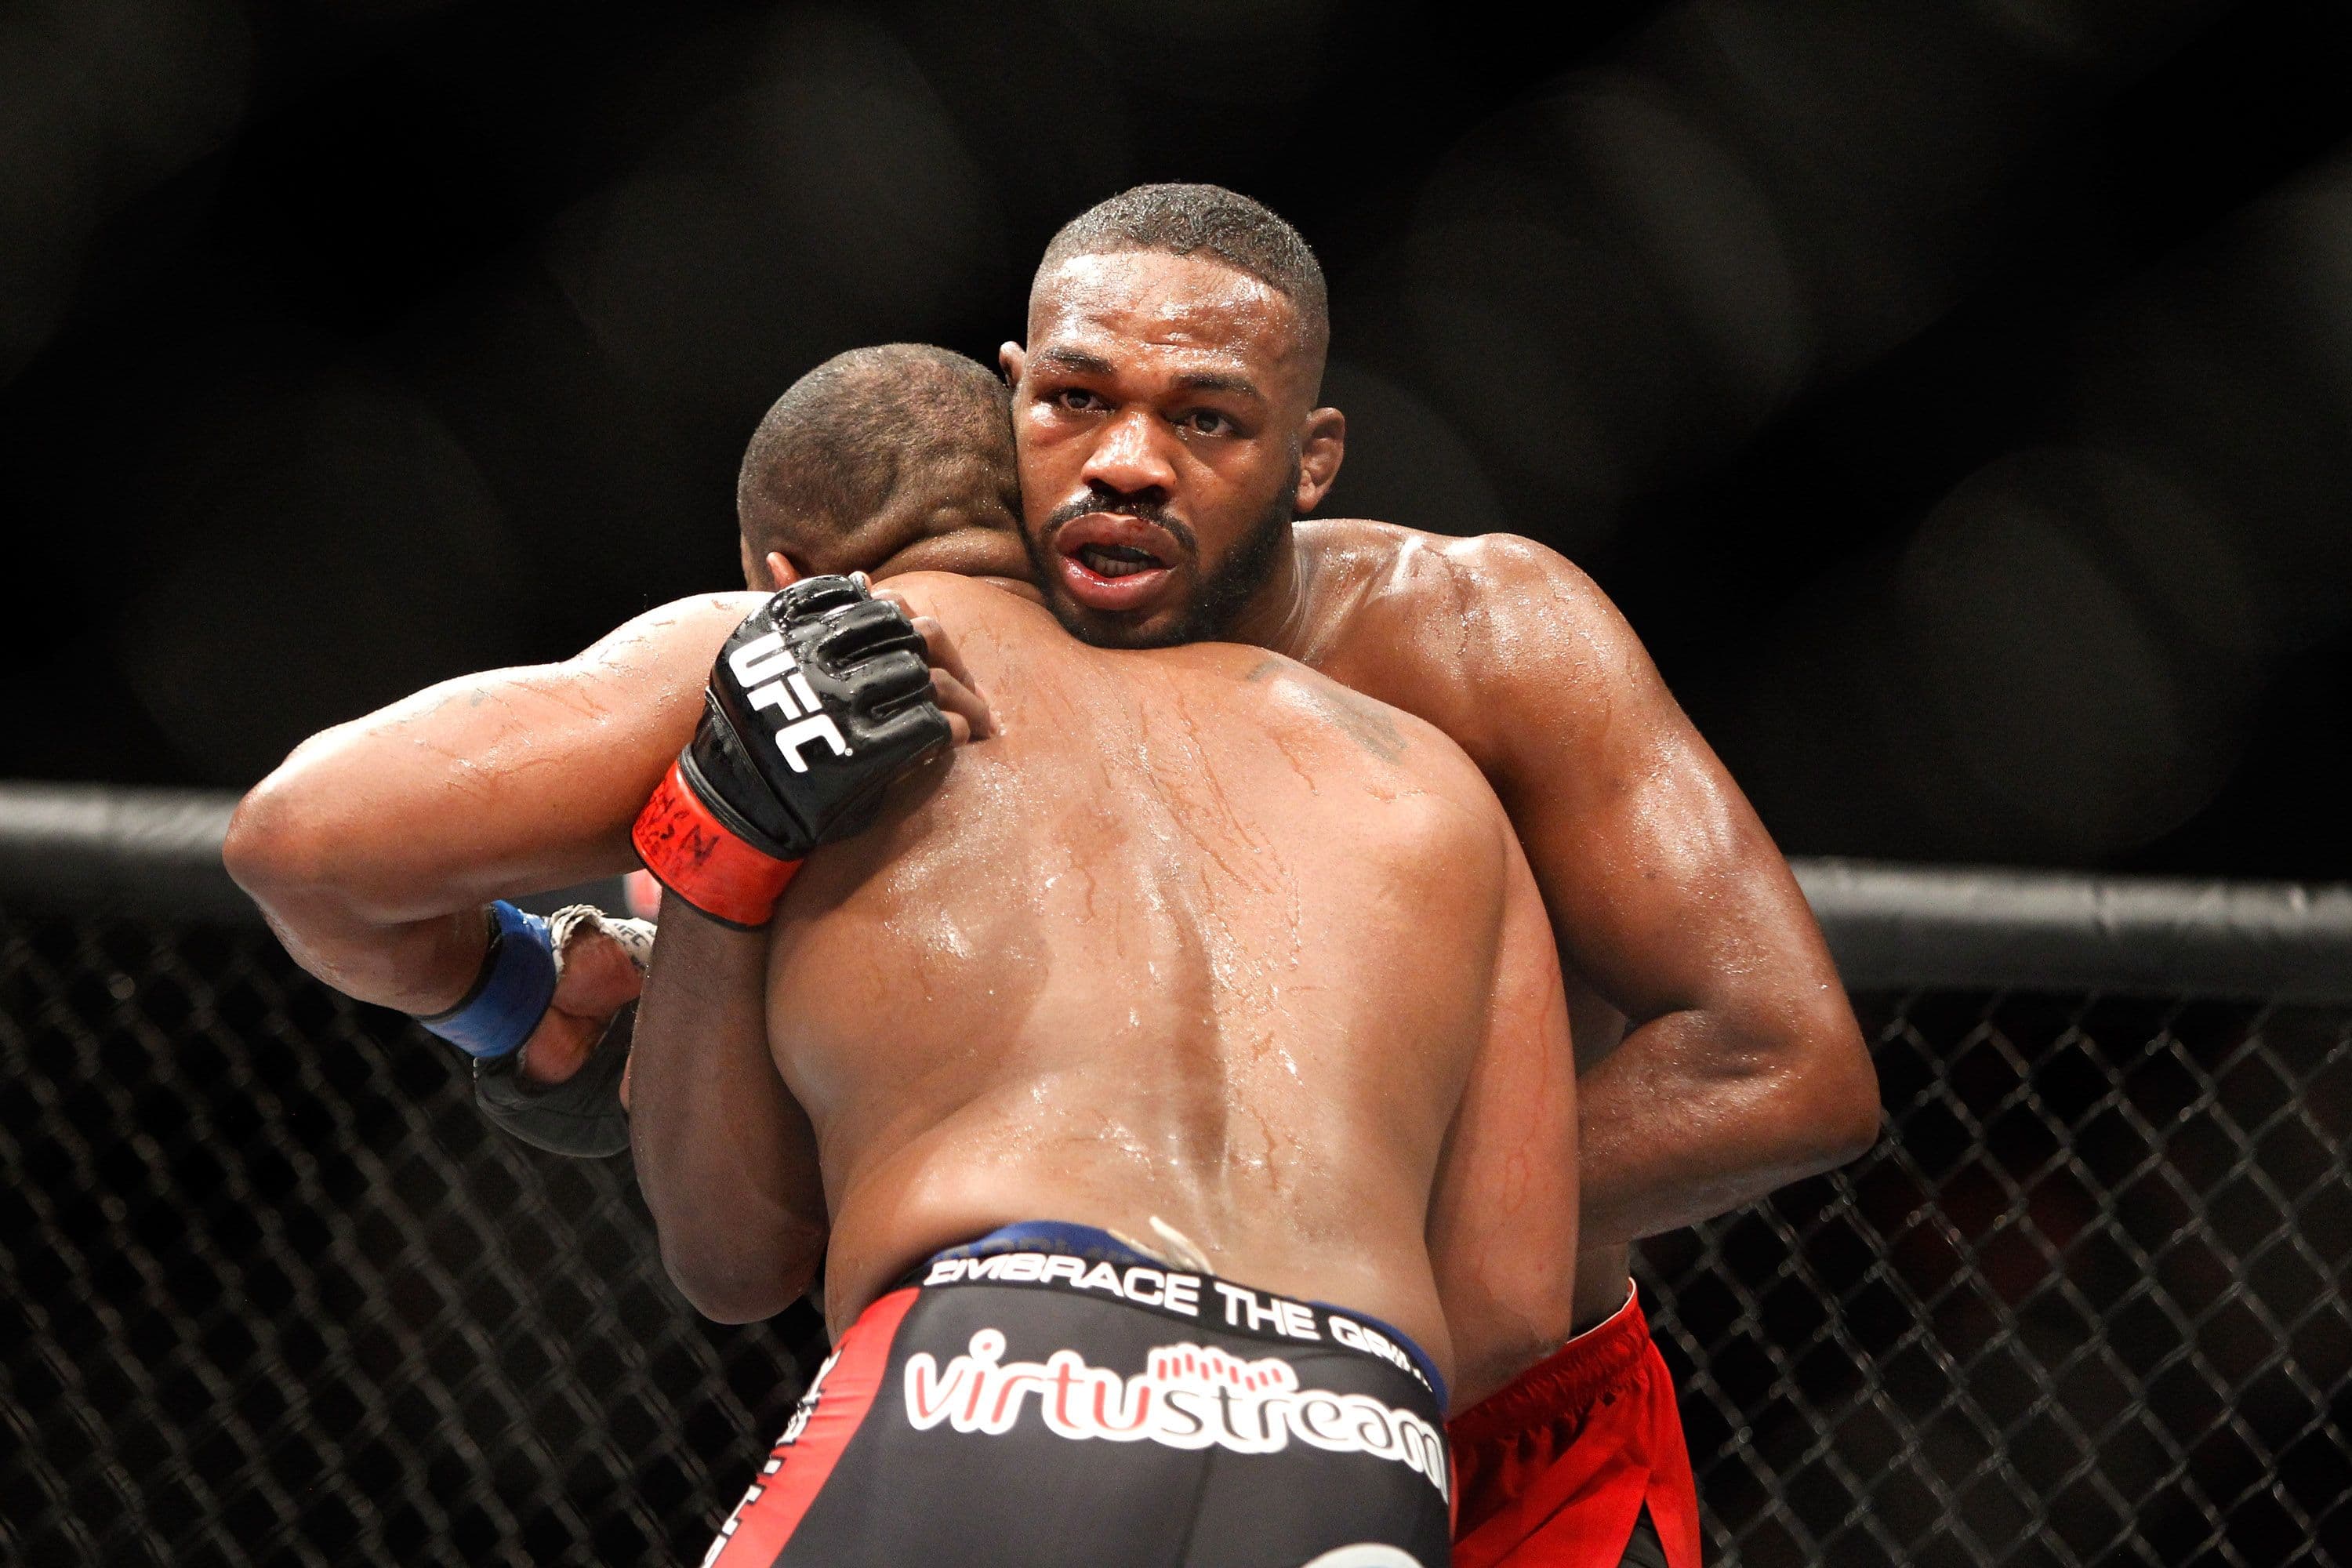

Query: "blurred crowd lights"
<box><xmin>1</xmin><ymin>0</ymin><xmax>2345</xmax><ymax>866</ymax></box>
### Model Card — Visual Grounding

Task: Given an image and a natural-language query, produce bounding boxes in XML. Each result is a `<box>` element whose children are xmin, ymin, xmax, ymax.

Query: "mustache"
<box><xmin>1042</xmin><ymin>489</ymin><xmax>1195</xmax><ymax>551</ymax></box>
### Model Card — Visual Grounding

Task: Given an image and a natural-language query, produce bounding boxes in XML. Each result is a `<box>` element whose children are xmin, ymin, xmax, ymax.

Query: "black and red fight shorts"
<box><xmin>1448</xmin><ymin>1285</ymin><xmax>1703</xmax><ymax>1568</ymax></box>
<box><xmin>704</xmin><ymin>1222</ymin><xmax>1456</xmax><ymax>1568</ymax></box>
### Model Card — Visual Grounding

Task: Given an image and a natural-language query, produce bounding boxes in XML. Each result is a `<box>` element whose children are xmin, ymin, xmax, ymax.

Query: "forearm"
<box><xmin>252</xmin><ymin>890</ymin><xmax>492</xmax><ymax>1014</ymax></box>
<box><xmin>1574</xmin><ymin>996</ymin><xmax>1878</xmax><ymax>1243</ymax></box>
<box><xmin>224</xmin><ymin>593</ymin><xmax>753</xmax><ymax>1008</ymax></box>
<box><xmin>232</xmin><ymin>782</ymin><xmax>625</xmax><ymax>1015</ymax></box>
<box><xmin>630</xmin><ymin>905</ymin><xmax>827</xmax><ymax>1322</ymax></box>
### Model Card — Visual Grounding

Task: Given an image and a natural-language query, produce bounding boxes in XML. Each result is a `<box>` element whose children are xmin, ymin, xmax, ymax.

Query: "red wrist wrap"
<box><xmin>630</xmin><ymin>760</ymin><xmax>801</xmax><ymax>928</ymax></box>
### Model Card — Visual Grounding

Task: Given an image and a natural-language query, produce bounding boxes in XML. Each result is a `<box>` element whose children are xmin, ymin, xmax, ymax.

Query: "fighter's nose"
<box><xmin>1082</xmin><ymin>408</ymin><xmax>1179</xmax><ymax>494</ymax></box>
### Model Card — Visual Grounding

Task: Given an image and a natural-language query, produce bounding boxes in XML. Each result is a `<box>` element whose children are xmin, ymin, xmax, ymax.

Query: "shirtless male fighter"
<box><xmin>234</xmin><ymin>186</ymin><xmax>1878</xmax><ymax>1566</ymax></box>
<box><xmin>1016</xmin><ymin>187</ymin><xmax>1880</xmax><ymax>1568</ymax></box>
<box><xmin>231</xmin><ymin>546</ymin><xmax>1583</xmax><ymax>1562</ymax></box>
<box><xmin>640</xmin><ymin>187</ymin><xmax>1878</xmax><ymax>1567</ymax></box>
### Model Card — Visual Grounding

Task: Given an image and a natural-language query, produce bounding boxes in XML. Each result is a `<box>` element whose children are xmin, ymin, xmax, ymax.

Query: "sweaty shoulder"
<box><xmin>877</xmin><ymin>570</ymin><xmax>1059</xmax><ymax>644</ymax></box>
<box><xmin>1296</xmin><ymin>520</ymin><xmax>1650</xmax><ymax>770</ymax></box>
<box><xmin>576</xmin><ymin>591</ymin><xmax>769</xmax><ymax>677</ymax></box>
<box><xmin>1225</xmin><ymin>644</ymin><xmax>1504</xmax><ymax>830</ymax></box>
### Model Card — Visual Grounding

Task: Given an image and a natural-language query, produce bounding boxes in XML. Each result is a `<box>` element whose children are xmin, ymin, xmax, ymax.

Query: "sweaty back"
<box><xmin>764</xmin><ymin>574</ymin><xmax>1515</xmax><ymax>1371</ymax></box>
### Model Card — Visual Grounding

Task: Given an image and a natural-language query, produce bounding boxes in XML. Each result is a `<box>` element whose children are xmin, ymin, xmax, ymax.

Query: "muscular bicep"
<box><xmin>1472</xmin><ymin>547</ymin><xmax>1840</xmax><ymax>1029</ymax></box>
<box><xmin>233</xmin><ymin>593</ymin><xmax>760</xmax><ymax>920</ymax></box>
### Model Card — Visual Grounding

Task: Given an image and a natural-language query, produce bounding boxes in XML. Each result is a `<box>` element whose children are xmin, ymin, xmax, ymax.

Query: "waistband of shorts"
<box><xmin>908</xmin><ymin>1220</ymin><xmax>1450</xmax><ymax>1413</ymax></box>
<box><xmin>1446</xmin><ymin>1282</ymin><xmax>1652</xmax><ymax>1442</ymax></box>
<box><xmin>924</xmin><ymin>1220</ymin><xmax>1165</xmax><ymax>1272</ymax></box>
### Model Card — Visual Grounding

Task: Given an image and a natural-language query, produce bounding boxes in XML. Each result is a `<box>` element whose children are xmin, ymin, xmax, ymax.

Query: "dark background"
<box><xmin>5</xmin><ymin>0</ymin><xmax>2348</xmax><ymax>877</ymax></box>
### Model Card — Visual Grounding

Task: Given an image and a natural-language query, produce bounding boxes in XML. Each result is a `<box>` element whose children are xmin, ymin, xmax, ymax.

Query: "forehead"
<box><xmin>1029</xmin><ymin>250</ymin><xmax>1309</xmax><ymax>386</ymax></box>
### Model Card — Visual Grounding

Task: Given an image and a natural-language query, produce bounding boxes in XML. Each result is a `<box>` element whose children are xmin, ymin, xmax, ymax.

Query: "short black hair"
<box><xmin>1034</xmin><ymin>183</ymin><xmax>1329</xmax><ymax>363</ymax></box>
<box><xmin>737</xmin><ymin>344</ymin><xmax>1017</xmax><ymax>569</ymax></box>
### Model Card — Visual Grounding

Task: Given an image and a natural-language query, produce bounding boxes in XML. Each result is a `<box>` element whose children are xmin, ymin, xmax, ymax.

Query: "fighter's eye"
<box><xmin>1054</xmin><ymin>387</ymin><xmax>1105</xmax><ymax>413</ymax></box>
<box><xmin>1180</xmin><ymin>410</ymin><xmax>1232</xmax><ymax>436</ymax></box>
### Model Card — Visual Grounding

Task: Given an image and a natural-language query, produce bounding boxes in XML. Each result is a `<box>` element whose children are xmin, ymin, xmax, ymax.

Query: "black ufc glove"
<box><xmin>632</xmin><ymin>575</ymin><xmax>952</xmax><ymax>926</ymax></box>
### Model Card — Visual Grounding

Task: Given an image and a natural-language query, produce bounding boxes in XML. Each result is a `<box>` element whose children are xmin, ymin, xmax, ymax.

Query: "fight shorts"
<box><xmin>1448</xmin><ymin>1285</ymin><xmax>1703</xmax><ymax>1568</ymax></box>
<box><xmin>702</xmin><ymin>1221</ymin><xmax>1454</xmax><ymax>1568</ymax></box>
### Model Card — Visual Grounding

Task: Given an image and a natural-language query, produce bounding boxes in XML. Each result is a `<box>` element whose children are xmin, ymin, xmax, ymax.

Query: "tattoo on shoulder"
<box><xmin>1324</xmin><ymin>688</ymin><xmax>1406</xmax><ymax>763</ymax></box>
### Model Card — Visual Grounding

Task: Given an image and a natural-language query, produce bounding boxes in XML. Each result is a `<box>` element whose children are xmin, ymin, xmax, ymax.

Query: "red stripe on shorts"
<box><xmin>706</xmin><ymin>1287</ymin><xmax>919</xmax><ymax>1567</ymax></box>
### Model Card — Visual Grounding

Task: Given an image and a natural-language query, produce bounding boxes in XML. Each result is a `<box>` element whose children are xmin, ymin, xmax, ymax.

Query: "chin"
<box><xmin>1046</xmin><ymin>595</ymin><xmax>1185</xmax><ymax>651</ymax></box>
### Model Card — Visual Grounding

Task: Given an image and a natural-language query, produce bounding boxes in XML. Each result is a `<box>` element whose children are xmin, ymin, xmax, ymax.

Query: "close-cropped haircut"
<box><xmin>1034</xmin><ymin>183</ymin><xmax>1329</xmax><ymax>361</ymax></box>
<box><xmin>737</xmin><ymin>344</ymin><xmax>1017</xmax><ymax>564</ymax></box>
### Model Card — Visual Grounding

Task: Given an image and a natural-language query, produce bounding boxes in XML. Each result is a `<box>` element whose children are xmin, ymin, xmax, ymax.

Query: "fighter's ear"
<box><xmin>998</xmin><ymin>341</ymin><xmax>1027</xmax><ymax>385</ymax></box>
<box><xmin>1294</xmin><ymin>406</ymin><xmax>1346</xmax><ymax>516</ymax></box>
<box><xmin>740</xmin><ymin>540</ymin><xmax>803</xmax><ymax>590</ymax></box>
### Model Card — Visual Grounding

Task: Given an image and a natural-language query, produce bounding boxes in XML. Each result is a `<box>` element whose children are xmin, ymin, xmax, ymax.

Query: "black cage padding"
<box><xmin>10</xmin><ymin>782</ymin><xmax>2349</xmax><ymax>1004</ymax></box>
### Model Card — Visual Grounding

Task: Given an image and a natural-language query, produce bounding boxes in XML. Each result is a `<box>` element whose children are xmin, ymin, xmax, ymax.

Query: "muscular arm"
<box><xmin>1447</xmin><ymin>540</ymin><xmax>1878</xmax><ymax>1244</ymax></box>
<box><xmin>234</xmin><ymin>588</ymin><xmax>829</xmax><ymax>1319</ymax></box>
<box><xmin>223</xmin><ymin>593</ymin><xmax>760</xmax><ymax>1011</ymax></box>
<box><xmin>630</xmin><ymin>902</ymin><xmax>827</xmax><ymax>1322</ymax></box>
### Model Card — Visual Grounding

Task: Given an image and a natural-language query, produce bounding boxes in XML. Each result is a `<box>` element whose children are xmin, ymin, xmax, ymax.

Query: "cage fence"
<box><xmin>1</xmin><ymin>788</ymin><xmax>2347</xmax><ymax>1567</ymax></box>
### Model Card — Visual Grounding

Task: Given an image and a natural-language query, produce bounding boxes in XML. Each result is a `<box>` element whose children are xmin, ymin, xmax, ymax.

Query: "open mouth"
<box><xmin>1051</xmin><ymin>513</ymin><xmax>1184</xmax><ymax>614</ymax></box>
<box><xmin>1074</xmin><ymin>542</ymin><xmax>1166</xmax><ymax>579</ymax></box>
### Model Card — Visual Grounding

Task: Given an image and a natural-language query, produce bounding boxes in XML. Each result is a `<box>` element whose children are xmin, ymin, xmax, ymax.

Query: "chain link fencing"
<box><xmin>1</xmin><ymin>913</ymin><xmax>822</xmax><ymax>1566</ymax></box>
<box><xmin>1</xmin><ymin>808</ymin><xmax>2347</xmax><ymax>1566</ymax></box>
<box><xmin>1646</xmin><ymin>989</ymin><xmax>2350</xmax><ymax>1567</ymax></box>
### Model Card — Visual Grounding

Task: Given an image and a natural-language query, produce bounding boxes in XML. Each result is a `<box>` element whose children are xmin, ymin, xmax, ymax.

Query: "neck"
<box><xmin>1227</xmin><ymin>527</ymin><xmax>1314</xmax><ymax>658</ymax></box>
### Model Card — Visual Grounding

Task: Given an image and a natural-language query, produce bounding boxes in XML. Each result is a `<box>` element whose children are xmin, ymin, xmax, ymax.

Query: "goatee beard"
<box><xmin>1029</xmin><ymin>480</ymin><xmax>1298</xmax><ymax>652</ymax></box>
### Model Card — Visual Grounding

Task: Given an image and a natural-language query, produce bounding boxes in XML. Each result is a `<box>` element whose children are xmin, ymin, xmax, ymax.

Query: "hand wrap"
<box><xmin>632</xmin><ymin>575</ymin><xmax>952</xmax><ymax>926</ymax></box>
<box><xmin>472</xmin><ymin>905</ymin><xmax>652</xmax><ymax>1159</ymax></box>
<box><xmin>414</xmin><ymin>900</ymin><xmax>556</xmax><ymax>1060</ymax></box>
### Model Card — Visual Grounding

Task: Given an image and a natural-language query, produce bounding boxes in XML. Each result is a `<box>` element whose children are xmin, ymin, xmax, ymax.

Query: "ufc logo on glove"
<box><xmin>728</xmin><ymin>631</ymin><xmax>852</xmax><ymax>773</ymax></box>
<box><xmin>631</xmin><ymin>575</ymin><xmax>953</xmax><ymax>927</ymax></box>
